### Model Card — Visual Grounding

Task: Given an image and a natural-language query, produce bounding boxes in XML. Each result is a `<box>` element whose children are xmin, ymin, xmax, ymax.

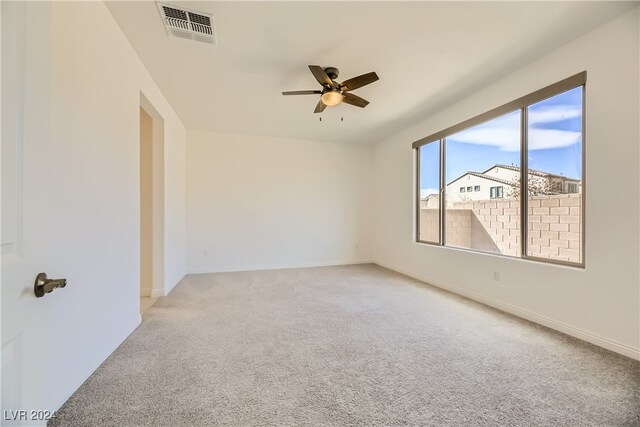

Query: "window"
<box><xmin>414</xmin><ymin>72</ymin><xmax>585</xmax><ymax>267</ymax></box>
<box><xmin>566</xmin><ymin>183</ymin><xmax>579</xmax><ymax>193</ymax></box>
<box><xmin>417</xmin><ymin>141</ymin><xmax>440</xmax><ymax>243</ymax></box>
<box><xmin>526</xmin><ymin>86</ymin><xmax>583</xmax><ymax>264</ymax></box>
<box><xmin>445</xmin><ymin>110</ymin><xmax>520</xmax><ymax>254</ymax></box>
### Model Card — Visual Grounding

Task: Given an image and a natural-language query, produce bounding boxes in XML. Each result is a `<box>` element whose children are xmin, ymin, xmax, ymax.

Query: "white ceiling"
<box><xmin>106</xmin><ymin>1</ymin><xmax>635</xmax><ymax>144</ymax></box>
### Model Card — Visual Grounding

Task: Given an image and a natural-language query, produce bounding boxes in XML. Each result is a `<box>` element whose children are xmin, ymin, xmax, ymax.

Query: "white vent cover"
<box><xmin>156</xmin><ymin>3</ymin><xmax>216</xmax><ymax>45</ymax></box>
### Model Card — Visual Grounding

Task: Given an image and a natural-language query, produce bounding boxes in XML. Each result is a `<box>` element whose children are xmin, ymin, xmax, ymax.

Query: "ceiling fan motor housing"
<box><xmin>324</xmin><ymin>67</ymin><xmax>339</xmax><ymax>81</ymax></box>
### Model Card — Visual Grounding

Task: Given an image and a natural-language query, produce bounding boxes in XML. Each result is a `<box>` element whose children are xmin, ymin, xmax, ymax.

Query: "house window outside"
<box><xmin>414</xmin><ymin>72</ymin><xmax>585</xmax><ymax>267</ymax></box>
<box><xmin>490</xmin><ymin>186</ymin><xmax>504</xmax><ymax>199</ymax></box>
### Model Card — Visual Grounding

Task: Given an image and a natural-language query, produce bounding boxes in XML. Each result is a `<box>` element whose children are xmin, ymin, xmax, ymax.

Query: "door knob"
<box><xmin>34</xmin><ymin>273</ymin><xmax>67</xmax><ymax>298</ymax></box>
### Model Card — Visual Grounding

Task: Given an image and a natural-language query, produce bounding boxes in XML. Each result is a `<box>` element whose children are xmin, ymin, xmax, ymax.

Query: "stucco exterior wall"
<box><xmin>446</xmin><ymin>174</ymin><xmax>508</xmax><ymax>202</ymax></box>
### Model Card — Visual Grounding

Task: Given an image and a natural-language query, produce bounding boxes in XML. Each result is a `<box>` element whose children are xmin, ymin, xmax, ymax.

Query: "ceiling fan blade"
<box><xmin>340</xmin><ymin>72</ymin><xmax>379</xmax><ymax>91</ymax></box>
<box><xmin>314</xmin><ymin>99</ymin><xmax>327</xmax><ymax>113</ymax></box>
<box><xmin>309</xmin><ymin>65</ymin><xmax>333</xmax><ymax>87</ymax></box>
<box><xmin>282</xmin><ymin>90</ymin><xmax>322</xmax><ymax>96</ymax></box>
<box><xmin>343</xmin><ymin>93</ymin><xmax>369</xmax><ymax>108</ymax></box>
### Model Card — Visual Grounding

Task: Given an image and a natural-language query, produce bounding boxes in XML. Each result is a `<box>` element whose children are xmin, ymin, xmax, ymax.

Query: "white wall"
<box><xmin>162</xmin><ymin>103</ymin><xmax>187</xmax><ymax>294</ymax></box>
<box><xmin>372</xmin><ymin>8</ymin><xmax>639</xmax><ymax>359</ymax></box>
<box><xmin>187</xmin><ymin>131</ymin><xmax>373</xmax><ymax>273</ymax></box>
<box><xmin>1</xmin><ymin>1</ymin><xmax>187</xmax><ymax>416</ymax></box>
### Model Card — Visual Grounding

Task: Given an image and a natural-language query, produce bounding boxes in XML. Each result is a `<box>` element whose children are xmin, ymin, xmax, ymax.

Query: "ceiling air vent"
<box><xmin>156</xmin><ymin>3</ymin><xmax>216</xmax><ymax>45</ymax></box>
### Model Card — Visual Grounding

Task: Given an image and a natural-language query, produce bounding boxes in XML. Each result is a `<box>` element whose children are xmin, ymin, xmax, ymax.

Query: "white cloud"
<box><xmin>529</xmin><ymin>129</ymin><xmax>581</xmax><ymax>150</ymax></box>
<box><xmin>448</xmin><ymin>105</ymin><xmax>581</xmax><ymax>152</ymax></box>
<box><xmin>529</xmin><ymin>105</ymin><xmax>581</xmax><ymax>125</ymax></box>
<box><xmin>450</xmin><ymin>126</ymin><xmax>521</xmax><ymax>151</ymax></box>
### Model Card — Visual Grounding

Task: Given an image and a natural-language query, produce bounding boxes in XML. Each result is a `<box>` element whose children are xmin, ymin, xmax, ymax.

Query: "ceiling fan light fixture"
<box><xmin>321</xmin><ymin>90</ymin><xmax>343</xmax><ymax>106</ymax></box>
<box><xmin>282</xmin><ymin>66</ymin><xmax>378</xmax><ymax>113</ymax></box>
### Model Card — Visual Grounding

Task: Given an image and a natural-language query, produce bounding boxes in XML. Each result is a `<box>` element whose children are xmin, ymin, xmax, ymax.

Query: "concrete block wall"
<box><xmin>418</xmin><ymin>194</ymin><xmax>582</xmax><ymax>263</ymax></box>
<box><xmin>445</xmin><ymin>210</ymin><xmax>472</xmax><ymax>248</ymax></box>
<box><xmin>526</xmin><ymin>194</ymin><xmax>582</xmax><ymax>262</ymax></box>
<box><xmin>419</xmin><ymin>209</ymin><xmax>440</xmax><ymax>243</ymax></box>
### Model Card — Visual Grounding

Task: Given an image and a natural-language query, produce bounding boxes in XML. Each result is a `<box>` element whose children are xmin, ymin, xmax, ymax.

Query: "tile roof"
<box><xmin>485</xmin><ymin>164</ymin><xmax>579</xmax><ymax>181</ymax></box>
<box><xmin>467</xmin><ymin>172</ymin><xmax>514</xmax><ymax>186</ymax></box>
<box><xmin>447</xmin><ymin>164</ymin><xmax>580</xmax><ymax>187</ymax></box>
<box><xmin>448</xmin><ymin>171</ymin><xmax>515</xmax><ymax>186</ymax></box>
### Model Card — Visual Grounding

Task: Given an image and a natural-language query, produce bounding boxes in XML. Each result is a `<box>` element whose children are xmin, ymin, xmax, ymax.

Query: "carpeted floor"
<box><xmin>51</xmin><ymin>264</ymin><xmax>640</xmax><ymax>426</ymax></box>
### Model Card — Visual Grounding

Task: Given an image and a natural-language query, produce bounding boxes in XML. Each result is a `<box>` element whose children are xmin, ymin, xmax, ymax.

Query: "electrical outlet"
<box><xmin>493</xmin><ymin>271</ymin><xmax>500</xmax><ymax>281</ymax></box>
<box><xmin>203</xmin><ymin>249</ymin><xmax>208</xmax><ymax>256</ymax></box>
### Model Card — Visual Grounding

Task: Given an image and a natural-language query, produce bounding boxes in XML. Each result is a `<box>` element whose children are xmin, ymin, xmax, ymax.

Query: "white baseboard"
<box><xmin>150</xmin><ymin>289</ymin><xmax>165</xmax><ymax>298</ymax></box>
<box><xmin>187</xmin><ymin>259</ymin><xmax>374</xmax><ymax>275</ymax></box>
<box><xmin>374</xmin><ymin>261</ymin><xmax>640</xmax><ymax>361</ymax></box>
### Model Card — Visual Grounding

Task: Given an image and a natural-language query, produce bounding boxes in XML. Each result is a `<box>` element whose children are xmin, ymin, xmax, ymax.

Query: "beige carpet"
<box><xmin>140</xmin><ymin>296</ymin><xmax>158</xmax><ymax>315</ymax></box>
<box><xmin>51</xmin><ymin>264</ymin><xmax>640</xmax><ymax>426</ymax></box>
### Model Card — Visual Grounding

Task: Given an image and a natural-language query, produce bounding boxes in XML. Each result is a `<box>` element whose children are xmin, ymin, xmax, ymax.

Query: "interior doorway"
<box><xmin>139</xmin><ymin>95</ymin><xmax>165</xmax><ymax>314</ymax></box>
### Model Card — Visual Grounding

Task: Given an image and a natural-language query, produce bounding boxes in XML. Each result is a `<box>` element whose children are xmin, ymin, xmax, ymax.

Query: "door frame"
<box><xmin>140</xmin><ymin>93</ymin><xmax>165</xmax><ymax>300</ymax></box>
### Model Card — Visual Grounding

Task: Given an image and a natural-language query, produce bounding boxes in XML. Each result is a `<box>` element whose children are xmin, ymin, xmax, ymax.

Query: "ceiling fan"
<box><xmin>282</xmin><ymin>65</ymin><xmax>379</xmax><ymax>113</ymax></box>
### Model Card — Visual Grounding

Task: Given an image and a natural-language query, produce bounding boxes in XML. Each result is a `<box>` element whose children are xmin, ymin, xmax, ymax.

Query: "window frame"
<box><xmin>490</xmin><ymin>186</ymin><xmax>504</xmax><ymax>199</ymax></box>
<box><xmin>414</xmin><ymin>71</ymin><xmax>586</xmax><ymax>268</ymax></box>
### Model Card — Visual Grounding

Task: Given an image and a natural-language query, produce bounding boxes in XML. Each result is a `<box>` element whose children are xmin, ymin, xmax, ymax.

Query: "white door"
<box><xmin>2</xmin><ymin>2</ymin><xmax>59</xmax><ymax>424</ymax></box>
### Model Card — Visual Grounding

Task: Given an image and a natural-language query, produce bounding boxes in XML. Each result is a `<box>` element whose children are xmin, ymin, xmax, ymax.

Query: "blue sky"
<box><xmin>420</xmin><ymin>87</ymin><xmax>583</xmax><ymax>195</ymax></box>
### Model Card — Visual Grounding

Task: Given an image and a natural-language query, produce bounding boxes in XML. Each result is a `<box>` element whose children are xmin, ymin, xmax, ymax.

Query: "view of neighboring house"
<box><xmin>421</xmin><ymin>193</ymin><xmax>439</xmax><ymax>209</ymax></box>
<box><xmin>443</xmin><ymin>164</ymin><xmax>581</xmax><ymax>203</ymax></box>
